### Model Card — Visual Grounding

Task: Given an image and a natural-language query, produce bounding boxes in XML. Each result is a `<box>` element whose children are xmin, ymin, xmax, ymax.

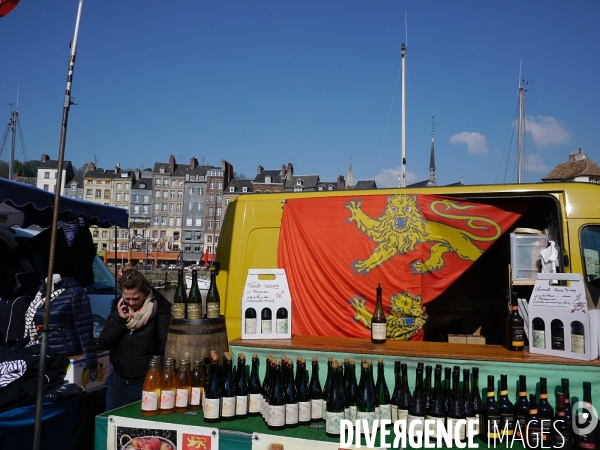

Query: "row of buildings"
<box><xmin>30</xmin><ymin>154</ymin><xmax>375</xmax><ymax>264</ymax></box>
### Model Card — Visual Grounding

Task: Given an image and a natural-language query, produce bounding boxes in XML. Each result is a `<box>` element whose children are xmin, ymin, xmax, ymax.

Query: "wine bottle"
<box><xmin>560</xmin><ymin>378</ymin><xmax>573</xmax><ymax>444</ymax></box>
<box><xmin>235</xmin><ymin>354</ymin><xmax>249</xmax><ymax>418</ymax></box>
<box><xmin>376</xmin><ymin>358</ymin><xmax>392</xmax><ymax>422</ymax></box>
<box><xmin>485</xmin><ymin>375</ymin><xmax>501</xmax><ymax>444</ymax></box>
<box><xmin>507</xmin><ymin>288</ymin><xmax>525</xmax><ymax>351</ymax></box>
<box><xmin>463</xmin><ymin>369</ymin><xmax>476</xmax><ymax>438</ymax></box>
<box><xmin>526</xmin><ymin>394</ymin><xmax>542</xmax><ymax>449</ymax></box>
<box><xmin>284</xmin><ymin>359</ymin><xmax>299</xmax><ymax>427</ymax></box>
<box><xmin>175</xmin><ymin>360</ymin><xmax>192</xmax><ymax>413</ymax></box>
<box><xmin>444</xmin><ymin>367</ymin><xmax>453</xmax><ymax>416</ymax></box>
<box><xmin>391</xmin><ymin>361</ymin><xmax>401</xmax><ymax>422</ymax></box>
<box><xmin>408</xmin><ymin>367</ymin><xmax>426</xmax><ymax>441</ymax></box>
<box><xmin>472</xmin><ymin>367</ymin><xmax>483</xmax><ymax>437</ymax></box>
<box><xmin>424</xmin><ymin>365</ymin><xmax>433</xmax><ymax>414</ymax></box>
<box><xmin>221</xmin><ymin>353</ymin><xmax>236</xmax><ymax>420</ymax></box>
<box><xmin>309</xmin><ymin>357</ymin><xmax>323</xmax><ymax>422</ymax></box>
<box><xmin>340</xmin><ymin>362</ymin><xmax>350</xmax><ymax>420</ymax></box>
<box><xmin>323</xmin><ymin>357</ymin><xmax>333</xmax><ymax>420</ymax></box>
<box><xmin>552</xmin><ymin>319</ymin><xmax>565</xmax><ymax>351</ymax></box>
<box><xmin>347</xmin><ymin>360</ymin><xmax>359</xmax><ymax>422</ymax></box>
<box><xmin>247</xmin><ymin>354</ymin><xmax>261</xmax><ymax>416</ymax></box>
<box><xmin>296</xmin><ymin>357</ymin><xmax>303</xmax><ymax>392</ymax></box>
<box><xmin>571</xmin><ymin>321</ymin><xmax>585</xmax><ymax>354</ymax></box>
<box><xmin>261</xmin><ymin>308</ymin><xmax>272</xmax><ymax>334</ymax></box>
<box><xmin>205</xmin><ymin>264</ymin><xmax>221</xmax><ymax>319</ymax></box>
<box><xmin>190</xmin><ymin>360</ymin><xmax>205</xmax><ymax>410</ymax></box>
<box><xmin>554</xmin><ymin>392</ymin><xmax>572</xmax><ymax>450</ymax></box>
<box><xmin>160</xmin><ymin>360</ymin><xmax>176</xmax><ymax>414</ymax></box>
<box><xmin>187</xmin><ymin>269</ymin><xmax>202</xmax><ymax>320</ymax></box>
<box><xmin>498</xmin><ymin>374</ymin><xmax>514</xmax><ymax>439</ymax></box>
<box><xmin>514</xmin><ymin>375</ymin><xmax>529</xmax><ymax>439</ymax></box>
<box><xmin>357</xmin><ymin>362</ymin><xmax>376</xmax><ymax>433</ymax></box>
<box><xmin>448</xmin><ymin>369</ymin><xmax>466</xmax><ymax>442</ymax></box>
<box><xmin>326</xmin><ymin>362</ymin><xmax>345</xmax><ymax>437</ymax></box>
<box><xmin>398</xmin><ymin>363</ymin><xmax>412</xmax><ymax>423</ymax></box>
<box><xmin>203</xmin><ymin>355</ymin><xmax>221</xmax><ymax>422</ymax></box>
<box><xmin>426</xmin><ymin>366</ymin><xmax>445</xmax><ymax>445</ymax></box>
<box><xmin>575</xmin><ymin>382</ymin><xmax>597</xmax><ymax>450</ymax></box>
<box><xmin>532</xmin><ymin>317</ymin><xmax>546</xmax><ymax>349</ymax></box>
<box><xmin>276</xmin><ymin>307</ymin><xmax>289</xmax><ymax>334</ymax></box>
<box><xmin>172</xmin><ymin>268</ymin><xmax>187</xmax><ymax>319</ymax></box>
<box><xmin>371</xmin><ymin>283</ymin><xmax>387</xmax><ymax>344</ymax></box>
<box><xmin>538</xmin><ymin>377</ymin><xmax>555</xmax><ymax>445</ymax></box>
<box><xmin>268</xmin><ymin>361</ymin><xmax>286</xmax><ymax>430</ymax></box>
<box><xmin>245</xmin><ymin>308</ymin><xmax>257</xmax><ymax>334</ymax></box>
<box><xmin>297</xmin><ymin>358</ymin><xmax>311</xmax><ymax>424</ymax></box>
<box><xmin>368</xmin><ymin>361</ymin><xmax>380</xmax><ymax>420</ymax></box>
<box><xmin>141</xmin><ymin>359</ymin><xmax>161</xmax><ymax>416</ymax></box>
<box><xmin>260</xmin><ymin>356</ymin><xmax>272</xmax><ymax>419</ymax></box>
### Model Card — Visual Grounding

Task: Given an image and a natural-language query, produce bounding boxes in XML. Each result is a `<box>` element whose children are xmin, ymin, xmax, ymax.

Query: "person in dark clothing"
<box><xmin>98</xmin><ymin>268</ymin><xmax>171</xmax><ymax>411</ymax></box>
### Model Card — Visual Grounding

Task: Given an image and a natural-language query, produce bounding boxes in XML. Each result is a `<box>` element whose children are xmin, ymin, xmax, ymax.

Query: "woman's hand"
<box><xmin>117</xmin><ymin>298</ymin><xmax>130</xmax><ymax>319</ymax></box>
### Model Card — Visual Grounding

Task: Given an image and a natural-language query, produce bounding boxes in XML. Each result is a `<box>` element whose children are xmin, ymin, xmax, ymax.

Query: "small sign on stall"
<box><xmin>241</xmin><ymin>269</ymin><xmax>292</xmax><ymax>340</ymax></box>
<box><xmin>528</xmin><ymin>273</ymin><xmax>599</xmax><ymax>361</ymax></box>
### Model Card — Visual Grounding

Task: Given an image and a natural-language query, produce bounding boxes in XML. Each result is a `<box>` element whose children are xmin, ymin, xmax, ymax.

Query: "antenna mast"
<box><xmin>400</xmin><ymin>14</ymin><xmax>407</xmax><ymax>187</ymax></box>
<box><xmin>517</xmin><ymin>59</ymin><xmax>525</xmax><ymax>183</ymax></box>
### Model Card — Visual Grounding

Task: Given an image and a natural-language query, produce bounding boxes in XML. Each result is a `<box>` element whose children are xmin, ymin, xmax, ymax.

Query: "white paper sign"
<box><xmin>107</xmin><ymin>415</ymin><xmax>218</xmax><ymax>450</ymax></box>
<box><xmin>241</xmin><ymin>269</ymin><xmax>292</xmax><ymax>339</ymax></box>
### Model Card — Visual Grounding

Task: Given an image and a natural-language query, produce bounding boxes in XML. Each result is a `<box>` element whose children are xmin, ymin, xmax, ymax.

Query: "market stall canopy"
<box><xmin>0</xmin><ymin>178</ymin><xmax>128</xmax><ymax>228</ymax></box>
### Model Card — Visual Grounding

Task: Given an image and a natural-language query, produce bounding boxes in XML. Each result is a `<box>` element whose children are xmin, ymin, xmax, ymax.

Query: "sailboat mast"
<box><xmin>517</xmin><ymin>84</ymin><xmax>524</xmax><ymax>183</ymax></box>
<box><xmin>400</xmin><ymin>42</ymin><xmax>407</xmax><ymax>187</ymax></box>
<box><xmin>8</xmin><ymin>109</ymin><xmax>17</xmax><ymax>180</ymax></box>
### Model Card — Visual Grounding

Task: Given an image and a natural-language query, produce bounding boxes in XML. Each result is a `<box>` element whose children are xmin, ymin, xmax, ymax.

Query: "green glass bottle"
<box><xmin>187</xmin><ymin>269</ymin><xmax>202</xmax><ymax>320</ymax></box>
<box><xmin>206</xmin><ymin>263</ymin><xmax>221</xmax><ymax>319</ymax></box>
<box><xmin>172</xmin><ymin>268</ymin><xmax>187</xmax><ymax>319</ymax></box>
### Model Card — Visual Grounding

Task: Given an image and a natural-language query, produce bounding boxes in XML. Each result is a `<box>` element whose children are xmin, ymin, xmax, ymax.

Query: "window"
<box><xmin>143</xmin><ymin>206</ymin><xmax>149</xmax><ymax>214</ymax></box>
<box><xmin>242</xmin><ymin>187</ymin><xmax>248</xmax><ymax>193</ymax></box>
<box><xmin>171</xmin><ymin>180</ymin><xmax>176</xmax><ymax>187</ymax></box>
<box><xmin>86</xmin><ymin>189</ymin><xmax>92</xmax><ymax>196</ymax></box>
<box><xmin>328</xmin><ymin>186</ymin><xmax>333</xmax><ymax>191</ymax></box>
<box><xmin>162</xmin><ymin>191</ymin><xmax>168</xmax><ymax>199</ymax></box>
<box><xmin>134</xmin><ymin>205</ymin><xmax>140</xmax><ymax>214</ymax></box>
<box><xmin>216</xmin><ymin>220</ymin><xmax>221</xmax><ymax>229</ymax></box>
<box><xmin>186</xmin><ymin>218</ymin><xmax>193</xmax><ymax>227</ymax></box>
<box><xmin>163</xmin><ymin>179</ymin><xmax>168</xmax><ymax>186</ymax></box>
<box><xmin>170</xmin><ymin>190</ymin><xmax>175</xmax><ymax>199</ymax></box>
<box><xmin>93</xmin><ymin>229</ymin><xmax>99</xmax><ymax>237</ymax></box>
<box><xmin>177</xmin><ymin>190</ymin><xmax>183</xmax><ymax>200</ymax></box>
<box><xmin>189</xmin><ymin>187</ymin><xmax>194</xmax><ymax>195</ymax></box>
<box><xmin>116</xmin><ymin>193</ymin><xmax>122</xmax><ymax>201</ymax></box>
<box><xmin>197</xmin><ymin>187</ymin><xmax>204</xmax><ymax>195</ymax></box>
<box><xmin>207</xmin><ymin>246</ymin><xmax>212</xmax><ymax>254</ymax></box>
<box><xmin>195</xmin><ymin>218</ymin><xmax>201</xmax><ymax>227</ymax></box>
<box><xmin>294</xmin><ymin>186</ymin><xmax>303</xmax><ymax>192</ymax></box>
<box><xmin>229</xmin><ymin>186</ymin><xmax>235</xmax><ymax>192</ymax></box>
<box><xmin>176</xmin><ymin>217</ymin><xmax>181</xmax><ymax>226</ymax></box>
<box><xmin>154</xmin><ymin>203</ymin><xmax>160</xmax><ymax>211</ymax></box>
<box><xmin>153</xmin><ymin>216</ymin><xmax>159</xmax><ymax>225</ymax></box>
<box><xmin>215</xmin><ymin>236</ymin><xmax>219</xmax><ymax>244</ymax></box>
<box><xmin>197</xmin><ymin>203</ymin><xmax>203</xmax><ymax>211</ymax></box>
<box><xmin>155</xmin><ymin>178</ymin><xmax>161</xmax><ymax>185</ymax></box>
<box><xmin>194</xmin><ymin>231</ymin><xmax>201</xmax><ymax>240</ymax></box>
<box><xmin>209</xmin><ymin>193</ymin><xmax>214</xmax><ymax>202</ymax></box>
<box><xmin>144</xmin><ymin>195</ymin><xmax>150</xmax><ymax>202</ymax></box>
<box><xmin>152</xmin><ymin>230</ymin><xmax>158</xmax><ymax>238</ymax></box>
<box><xmin>71</xmin><ymin>184</ymin><xmax>77</xmax><ymax>191</ymax></box>
<box><xmin>95</xmin><ymin>189</ymin><xmax>101</xmax><ymax>198</ymax></box>
<box><xmin>209</xmin><ymin>181</ymin><xmax>214</xmax><ymax>189</ymax></box>
<box><xmin>102</xmin><ymin>230</ymin><xmax>109</xmax><ymax>238</ymax></box>
<box><xmin>265</xmin><ymin>176</ymin><xmax>271</xmax><ymax>184</ymax></box>
<box><xmin>97</xmin><ymin>180</ymin><xmax>102</xmax><ymax>184</ymax></box>
<box><xmin>121</xmin><ymin>173</ymin><xmax>128</xmax><ymax>178</ymax></box>
<box><xmin>121</xmin><ymin>230</ymin><xmax>128</xmax><ymax>238</ymax></box>
<box><xmin>104</xmin><ymin>190</ymin><xmax>110</xmax><ymax>199</ymax></box>
<box><xmin>160</xmin><ymin>230</ymin><xmax>166</xmax><ymax>238</ymax></box>
<box><xmin>188</xmin><ymin>202</ymin><xmax>194</xmax><ymax>211</ymax></box>
<box><xmin>318</xmin><ymin>186</ymin><xmax>324</xmax><ymax>191</ymax></box>
<box><xmin>225</xmin><ymin>198</ymin><xmax>230</xmax><ymax>206</ymax></box>
<box><xmin>217</xmin><ymin>207</ymin><xmax>222</xmax><ymax>216</ymax></box>
<box><xmin>176</xmin><ymin>203</ymin><xmax>182</xmax><ymax>213</ymax></box>
<box><xmin>116</xmin><ymin>183</ymin><xmax>122</xmax><ymax>190</ymax></box>
<box><xmin>255</xmin><ymin>190</ymin><xmax>261</xmax><ymax>193</ymax></box>
<box><xmin>162</xmin><ymin>203</ymin><xmax>167</xmax><ymax>212</ymax></box>
<box><xmin>207</xmin><ymin>236</ymin><xmax>212</xmax><ymax>243</ymax></box>
<box><xmin>43</xmin><ymin>184</ymin><xmax>49</xmax><ymax>191</ymax></box>
<box><xmin>168</xmin><ymin>217</ymin><xmax>174</xmax><ymax>227</ymax></box>
<box><xmin>218</xmin><ymin>182</ymin><xmax>222</xmax><ymax>189</ymax></box>
<box><xmin>216</xmin><ymin>194</ymin><xmax>222</xmax><ymax>202</ymax></box>
<box><xmin>169</xmin><ymin>203</ymin><xmax>174</xmax><ymax>212</ymax></box>
<box><xmin>155</xmin><ymin>190</ymin><xmax>161</xmax><ymax>199</ymax></box>
<box><xmin>124</xmin><ymin>193</ymin><xmax>130</xmax><ymax>201</ymax></box>
<box><xmin>208</xmin><ymin>221</ymin><xmax>213</xmax><ymax>228</ymax></box>
<box><xmin>161</xmin><ymin>217</ymin><xmax>167</xmax><ymax>226</ymax></box>
<box><xmin>125</xmin><ymin>183</ymin><xmax>130</xmax><ymax>189</ymax></box>
<box><xmin>193</xmin><ymin>245</ymin><xmax>200</xmax><ymax>252</ymax></box>
<box><xmin>184</xmin><ymin>245</ymin><xmax>191</xmax><ymax>252</ymax></box>
<box><xmin>133</xmin><ymin>194</ymin><xmax>140</xmax><ymax>203</ymax></box>
<box><xmin>87</xmin><ymin>180</ymin><xmax>92</xmax><ymax>184</ymax></box>
<box><xmin>44</xmin><ymin>172</ymin><xmax>50</xmax><ymax>179</ymax></box>
<box><xmin>179</xmin><ymin>181</ymin><xmax>183</xmax><ymax>187</ymax></box>
<box><xmin>209</xmin><ymin>207</ymin><xmax>214</xmax><ymax>215</ymax></box>
<box><xmin>160</xmin><ymin>168</ymin><xmax>165</xmax><ymax>174</ymax></box>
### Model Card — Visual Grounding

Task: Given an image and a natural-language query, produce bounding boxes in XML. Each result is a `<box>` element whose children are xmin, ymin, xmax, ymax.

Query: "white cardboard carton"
<box><xmin>241</xmin><ymin>269</ymin><xmax>292</xmax><ymax>340</ymax></box>
<box><xmin>528</xmin><ymin>273</ymin><xmax>599</xmax><ymax>361</ymax></box>
<box><xmin>64</xmin><ymin>349</ymin><xmax>111</xmax><ymax>391</ymax></box>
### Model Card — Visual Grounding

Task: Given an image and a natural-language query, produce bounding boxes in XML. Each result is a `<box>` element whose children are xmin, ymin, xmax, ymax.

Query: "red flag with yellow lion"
<box><xmin>277</xmin><ymin>193</ymin><xmax>526</xmax><ymax>340</ymax></box>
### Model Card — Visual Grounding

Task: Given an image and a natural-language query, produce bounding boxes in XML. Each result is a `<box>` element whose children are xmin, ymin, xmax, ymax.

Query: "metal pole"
<box><xmin>400</xmin><ymin>43</ymin><xmax>407</xmax><ymax>188</ymax></box>
<box><xmin>517</xmin><ymin>86</ymin><xmax>524</xmax><ymax>184</ymax></box>
<box><xmin>9</xmin><ymin>110</ymin><xmax>17</xmax><ymax>180</ymax></box>
<box><xmin>33</xmin><ymin>2</ymin><xmax>84</xmax><ymax>449</ymax></box>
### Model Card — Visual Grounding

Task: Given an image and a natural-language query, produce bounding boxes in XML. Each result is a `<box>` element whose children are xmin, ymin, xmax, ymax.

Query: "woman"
<box><xmin>99</xmin><ymin>268</ymin><xmax>171</xmax><ymax>410</ymax></box>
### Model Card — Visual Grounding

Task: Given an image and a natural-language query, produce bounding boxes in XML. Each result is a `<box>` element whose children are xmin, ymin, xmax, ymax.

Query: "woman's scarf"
<box><xmin>125</xmin><ymin>292</ymin><xmax>157</xmax><ymax>331</ymax></box>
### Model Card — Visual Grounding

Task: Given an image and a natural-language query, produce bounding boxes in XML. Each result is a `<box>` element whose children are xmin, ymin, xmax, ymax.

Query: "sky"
<box><xmin>1</xmin><ymin>1</ymin><xmax>599</xmax><ymax>187</ymax></box>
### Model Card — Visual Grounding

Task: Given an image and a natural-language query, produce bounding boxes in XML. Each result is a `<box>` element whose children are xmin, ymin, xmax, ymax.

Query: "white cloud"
<box><xmin>523</xmin><ymin>115</ymin><xmax>570</xmax><ymax>148</ymax></box>
<box><xmin>374</xmin><ymin>166</ymin><xmax>419</xmax><ymax>188</ymax></box>
<box><xmin>449</xmin><ymin>132</ymin><xmax>489</xmax><ymax>154</ymax></box>
<box><xmin>524</xmin><ymin>154</ymin><xmax>552</xmax><ymax>177</ymax></box>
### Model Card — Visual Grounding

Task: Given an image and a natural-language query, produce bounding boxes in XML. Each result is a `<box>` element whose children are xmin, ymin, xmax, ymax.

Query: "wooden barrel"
<box><xmin>164</xmin><ymin>317</ymin><xmax>229</xmax><ymax>368</ymax></box>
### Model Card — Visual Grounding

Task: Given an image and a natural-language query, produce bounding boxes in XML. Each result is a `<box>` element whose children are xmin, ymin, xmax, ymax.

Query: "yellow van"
<box><xmin>216</xmin><ymin>182</ymin><xmax>600</xmax><ymax>343</ymax></box>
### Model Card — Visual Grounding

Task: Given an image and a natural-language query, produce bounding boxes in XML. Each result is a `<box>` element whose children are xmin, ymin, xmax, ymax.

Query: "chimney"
<box><xmin>337</xmin><ymin>175</ymin><xmax>345</xmax><ymax>190</ymax></box>
<box><xmin>287</xmin><ymin>163</ymin><xmax>293</xmax><ymax>176</ymax></box>
<box><xmin>169</xmin><ymin>155</ymin><xmax>176</xmax><ymax>174</ymax></box>
<box><xmin>257</xmin><ymin>165</ymin><xmax>264</xmax><ymax>175</ymax></box>
<box><xmin>83</xmin><ymin>162</ymin><xmax>96</xmax><ymax>176</ymax></box>
<box><xmin>12</xmin><ymin>171</ymin><xmax>19</xmax><ymax>181</ymax></box>
<box><xmin>134</xmin><ymin>168</ymin><xmax>141</xmax><ymax>181</ymax></box>
<box><xmin>40</xmin><ymin>154</ymin><xmax>50</xmax><ymax>163</ymax></box>
<box><xmin>190</xmin><ymin>157</ymin><xmax>198</xmax><ymax>169</ymax></box>
<box><xmin>114</xmin><ymin>164</ymin><xmax>119</xmax><ymax>174</ymax></box>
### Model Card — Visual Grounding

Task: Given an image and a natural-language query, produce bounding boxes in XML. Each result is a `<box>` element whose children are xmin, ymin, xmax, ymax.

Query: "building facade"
<box><xmin>36</xmin><ymin>154</ymin><xmax>74</xmax><ymax>194</ymax></box>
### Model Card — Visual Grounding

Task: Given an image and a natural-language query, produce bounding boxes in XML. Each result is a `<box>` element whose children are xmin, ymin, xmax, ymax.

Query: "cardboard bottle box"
<box><xmin>64</xmin><ymin>349</ymin><xmax>111</xmax><ymax>391</ymax></box>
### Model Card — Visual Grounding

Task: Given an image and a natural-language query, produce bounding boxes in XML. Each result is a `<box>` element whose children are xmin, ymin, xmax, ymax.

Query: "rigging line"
<box><xmin>376</xmin><ymin>62</ymin><xmax>402</xmax><ymax>168</ymax></box>
<box><xmin>406</xmin><ymin>67</ymin><xmax>425</xmax><ymax>142</ymax></box>
<box><xmin>0</xmin><ymin>115</ymin><xmax>12</xmax><ymax>160</ymax></box>
<box><xmin>523</xmin><ymin>106</ymin><xmax>543</xmax><ymax>181</ymax></box>
<box><xmin>17</xmin><ymin>115</ymin><xmax>29</xmax><ymax>165</ymax></box>
<box><xmin>501</xmin><ymin>99</ymin><xmax>520</xmax><ymax>183</ymax></box>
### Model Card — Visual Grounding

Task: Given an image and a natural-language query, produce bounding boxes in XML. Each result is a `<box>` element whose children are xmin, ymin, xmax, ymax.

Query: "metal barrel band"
<box><xmin>167</xmin><ymin>326</ymin><xmax>226</xmax><ymax>335</ymax></box>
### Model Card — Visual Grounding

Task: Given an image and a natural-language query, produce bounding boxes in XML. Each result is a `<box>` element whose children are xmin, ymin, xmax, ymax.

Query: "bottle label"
<box><xmin>245</xmin><ymin>318</ymin><xmax>257</xmax><ymax>334</ymax></box>
<box><xmin>141</xmin><ymin>391</ymin><xmax>158</xmax><ymax>411</ymax></box>
<box><xmin>260</xmin><ymin>395</ymin><xmax>265</xmax><ymax>417</ymax></box>
<box><xmin>172</xmin><ymin>303</ymin><xmax>185</xmax><ymax>320</ymax></box>
<box><xmin>511</xmin><ymin>327</ymin><xmax>525</xmax><ymax>346</ymax></box>
<box><xmin>372</xmin><ymin>322</ymin><xmax>387</xmax><ymax>340</ymax></box>
<box><xmin>447</xmin><ymin>418</ymin><xmax>466</xmax><ymax>441</ymax></box>
<box><xmin>262</xmin><ymin>320</ymin><xmax>272</xmax><ymax>334</ymax></box>
<box><xmin>186</xmin><ymin>303</ymin><xmax>201</xmax><ymax>320</ymax></box>
<box><xmin>191</xmin><ymin>387</ymin><xmax>202</xmax><ymax>406</ymax></box>
<box><xmin>527</xmin><ymin>427</ymin><xmax>541</xmax><ymax>448</ymax></box>
<box><xmin>533</xmin><ymin>330</ymin><xmax>545</xmax><ymax>348</ymax></box>
<box><xmin>516</xmin><ymin>415</ymin><xmax>526</xmax><ymax>437</ymax></box>
<box><xmin>269</xmin><ymin>404</ymin><xmax>286</xmax><ymax>427</ymax></box>
<box><xmin>487</xmin><ymin>417</ymin><xmax>501</xmax><ymax>438</ymax></box>
<box><xmin>391</xmin><ymin>404</ymin><xmax>398</xmax><ymax>422</ymax></box>
<box><xmin>426</xmin><ymin>416</ymin><xmax>443</xmax><ymax>442</ymax></box>
<box><xmin>474</xmin><ymin>413</ymin><xmax>480</xmax><ymax>434</ymax></box>
<box><xmin>375</xmin><ymin>406</ymin><xmax>380</xmax><ymax>421</ymax></box>
<box><xmin>356</xmin><ymin>410</ymin><xmax>376</xmax><ymax>430</ymax></box>
<box><xmin>206</xmin><ymin>303</ymin><xmax>220</xmax><ymax>319</ymax></box>
<box><xmin>286</xmin><ymin>402</ymin><xmax>299</xmax><ymax>425</ymax></box>
<box><xmin>323</xmin><ymin>400</ymin><xmax>327</xmax><ymax>419</ymax></box>
<box><xmin>349</xmin><ymin>405</ymin><xmax>357</xmax><ymax>422</ymax></box>
<box><xmin>572</xmin><ymin>334</ymin><xmax>585</xmax><ymax>354</ymax></box>
<box><xmin>541</xmin><ymin>418</ymin><xmax>552</xmax><ymax>439</ymax></box>
<box><xmin>501</xmin><ymin>414</ymin><xmax>514</xmax><ymax>436</ymax></box>
<box><xmin>380</xmin><ymin>404</ymin><xmax>392</xmax><ymax>421</ymax></box>
<box><xmin>236</xmin><ymin>395</ymin><xmax>248</xmax><ymax>415</ymax></box>
<box><xmin>176</xmin><ymin>388</ymin><xmax>189</xmax><ymax>407</ymax></box>
<box><xmin>299</xmin><ymin>401</ymin><xmax>311</xmax><ymax>422</ymax></box>
<box><xmin>398</xmin><ymin>409</ymin><xmax>408</xmax><ymax>422</ymax></box>
<box><xmin>311</xmin><ymin>399</ymin><xmax>323</xmax><ymax>419</ymax></box>
<box><xmin>249</xmin><ymin>393</ymin><xmax>261</xmax><ymax>413</ymax></box>
<box><xmin>326</xmin><ymin>411</ymin><xmax>345</xmax><ymax>434</ymax></box>
<box><xmin>407</xmin><ymin>414</ymin><xmax>424</xmax><ymax>436</ymax></box>
<box><xmin>276</xmin><ymin>318</ymin><xmax>288</xmax><ymax>334</ymax></box>
<box><xmin>203</xmin><ymin>397</ymin><xmax>220</xmax><ymax>419</ymax></box>
<box><xmin>160</xmin><ymin>389</ymin><xmax>175</xmax><ymax>409</ymax></box>
<box><xmin>221</xmin><ymin>396</ymin><xmax>236</xmax><ymax>417</ymax></box>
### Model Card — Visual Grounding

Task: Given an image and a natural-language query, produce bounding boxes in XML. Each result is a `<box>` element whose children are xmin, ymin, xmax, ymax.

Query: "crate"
<box><xmin>510</xmin><ymin>232</ymin><xmax>548</xmax><ymax>284</ymax></box>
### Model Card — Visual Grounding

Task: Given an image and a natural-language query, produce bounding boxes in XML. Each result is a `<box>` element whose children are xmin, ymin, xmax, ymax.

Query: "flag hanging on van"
<box><xmin>278</xmin><ymin>193</ymin><xmax>527</xmax><ymax>340</ymax></box>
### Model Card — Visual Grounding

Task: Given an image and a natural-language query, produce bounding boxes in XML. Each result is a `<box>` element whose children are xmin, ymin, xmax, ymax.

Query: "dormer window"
<box><xmin>296</xmin><ymin>179</ymin><xmax>303</xmax><ymax>186</ymax></box>
<box><xmin>318</xmin><ymin>186</ymin><xmax>323</xmax><ymax>191</ymax></box>
<box><xmin>327</xmin><ymin>185</ymin><xmax>333</xmax><ymax>190</ymax></box>
<box><xmin>265</xmin><ymin>176</ymin><xmax>271</xmax><ymax>183</ymax></box>
<box><xmin>230</xmin><ymin>186</ymin><xmax>235</xmax><ymax>192</ymax></box>
<box><xmin>242</xmin><ymin>187</ymin><xmax>248</xmax><ymax>193</ymax></box>
<box><xmin>121</xmin><ymin>173</ymin><xmax>128</xmax><ymax>177</ymax></box>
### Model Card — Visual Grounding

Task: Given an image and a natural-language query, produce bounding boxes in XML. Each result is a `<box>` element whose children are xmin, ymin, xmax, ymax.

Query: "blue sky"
<box><xmin>1</xmin><ymin>1</ymin><xmax>599</xmax><ymax>187</ymax></box>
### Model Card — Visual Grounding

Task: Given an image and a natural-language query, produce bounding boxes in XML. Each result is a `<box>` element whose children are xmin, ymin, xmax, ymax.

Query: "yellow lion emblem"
<box><xmin>345</xmin><ymin>194</ymin><xmax>501</xmax><ymax>274</ymax></box>
<box><xmin>349</xmin><ymin>291</ymin><xmax>427</xmax><ymax>340</ymax></box>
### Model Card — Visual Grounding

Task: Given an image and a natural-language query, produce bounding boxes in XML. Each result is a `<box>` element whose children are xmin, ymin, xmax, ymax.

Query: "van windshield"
<box><xmin>89</xmin><ymin>256</ymin><xmax>118</xmax><ymax>294</ymax></box>
<box><xmin>580</xmin><ymin>225</ymin><xmax>600</xmax><ymax>307</ymax></box>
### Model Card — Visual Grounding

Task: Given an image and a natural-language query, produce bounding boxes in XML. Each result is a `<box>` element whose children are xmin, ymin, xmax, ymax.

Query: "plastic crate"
<box><xmin>510</xmin><ymin>232</ymin><xmax>548</xmax><ymax>283</ymax></box>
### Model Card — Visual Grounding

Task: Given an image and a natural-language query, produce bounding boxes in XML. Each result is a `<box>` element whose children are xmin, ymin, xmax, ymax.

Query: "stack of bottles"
<box><xmin>172</xmin><ymin>266</ymin><xmax>221</xmax><ymax>320</ymax></box>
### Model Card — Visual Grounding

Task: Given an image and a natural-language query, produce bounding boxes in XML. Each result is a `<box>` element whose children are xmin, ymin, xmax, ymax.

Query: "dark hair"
<box><xmin>118</xmin><ymin>267</ymin><xmax>152</xmax><ymax>296</ymax></box>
